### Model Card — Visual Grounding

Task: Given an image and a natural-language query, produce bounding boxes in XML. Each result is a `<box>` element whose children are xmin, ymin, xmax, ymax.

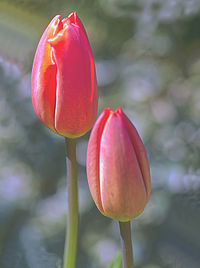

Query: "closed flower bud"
<box><xmin>31</xmin><ymin>12</ymin><xmax>98</xmax><ymax>138</ymax></box>
<box><xmin>87</xmin><ymin>108</ymin><xmax>151</xmax><ymax>222</ymax></box>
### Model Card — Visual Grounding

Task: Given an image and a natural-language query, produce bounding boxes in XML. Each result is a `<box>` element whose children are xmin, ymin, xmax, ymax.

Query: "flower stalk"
<box><xmin>63</xmin><ymin>138</ymin><xmax>78</xmax><ymax>268</ymax></box>
<box><xmin>119</xmin><ymin>221</ymin><xmax>134</xmax><ymax>268</ymax></box>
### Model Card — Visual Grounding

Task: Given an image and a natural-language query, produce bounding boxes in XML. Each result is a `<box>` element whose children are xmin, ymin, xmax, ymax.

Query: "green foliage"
<box><xmin>107</xmin><ymin>252</ymin><xmax>122</xmax><ymax>268</ymax></box>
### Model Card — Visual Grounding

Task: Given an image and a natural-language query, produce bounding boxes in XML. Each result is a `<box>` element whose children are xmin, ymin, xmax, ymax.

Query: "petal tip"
<box><xmin>53</xmin><ymin>15</ymin><xmax>61</xmax><ymax>20</ymax></box>
<box><xmin>115</xmin><ymin>107</ymin><xmax>123</xmax><ymax>114</ymax></box>
<box><xmin>67</xmin><ymin>11</ymin><xmax>78</xmax><ymax>24</ymax></box>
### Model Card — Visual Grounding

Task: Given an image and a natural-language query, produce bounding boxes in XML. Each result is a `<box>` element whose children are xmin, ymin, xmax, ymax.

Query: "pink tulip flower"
<box><xmin>31</xmin><ymin>12</ymin><xmax>98</xmax><ymax>138</ymax></box>
<box><xmin>87</xmin><ymin>108</ymin><xmax>151</xmax><ymax>222</ymax></box>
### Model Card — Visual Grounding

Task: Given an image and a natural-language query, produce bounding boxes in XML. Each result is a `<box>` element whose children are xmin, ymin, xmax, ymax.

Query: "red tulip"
<box><xmin>87</xmin><ymin>108</ymin><xmax>151</xmax><ymax>222</ymax></box>
<box><xmin>31</xmin><ymin>12</ymin><xmax>98</xmax><ymax>138</ymax></box>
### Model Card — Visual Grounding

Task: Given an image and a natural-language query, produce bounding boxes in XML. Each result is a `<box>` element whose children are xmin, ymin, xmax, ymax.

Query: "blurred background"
<box><xmin>0</xmin><ymin>0</ymin><xmax>200</xmax><ymax>267</ymax></box>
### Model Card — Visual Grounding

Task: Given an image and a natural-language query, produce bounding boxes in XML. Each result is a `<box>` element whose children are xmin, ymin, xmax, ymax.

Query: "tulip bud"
<box><xmin>31</xmin><ymin>12</ymin><xmax>98</xmax><ymax>138</ymax></box>
<box><xmin>86</xmin><ymin>108</ymin><xmax>151</xmax><ymax>222</ymax></box>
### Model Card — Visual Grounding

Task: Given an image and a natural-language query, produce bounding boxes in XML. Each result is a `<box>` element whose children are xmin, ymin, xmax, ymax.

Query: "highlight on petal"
<box><xmin>87</xmin><ymin>108</ymin><xmax>111</xmax><ymax>213</ymax></box>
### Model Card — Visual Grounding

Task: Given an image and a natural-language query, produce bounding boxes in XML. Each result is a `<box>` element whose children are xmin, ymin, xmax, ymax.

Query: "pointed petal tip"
<box><xmin>53</xmin><ymin>15</ymin><xmax>61</xmax><ymax>20</ymax></box>
<box><xmin>67</xmin><ymin>11</ymin><xmax>78</xmax><ymax>24</ymax></box>
<box><xmin>115</xmin><ymin>107</ymin><xmax>123</xmax><ymax>114</ymax></box>
<box><xmin>103</xmin><ymin>107</ymin><xmax>124</xmax><ymax>116</ymax></box>
<box><xmin>51</xmin><ymin>15</ymin><xmax>62</xmax><ymax>25</ymax></box>
<box><xmin>103</xmin><ymin>107</ymin><xmax>112</xmax><ymax>113</ymax></box>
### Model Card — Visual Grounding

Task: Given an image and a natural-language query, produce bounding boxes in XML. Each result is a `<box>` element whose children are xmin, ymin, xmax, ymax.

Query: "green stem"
<box><xmin>63</xmin><ymin>138</ymin><xmax>78</xmax><ymax>268</ymax></box>
<box><xmin>119</xmin><ymin>221</ymin><xmax>134</xmax><ymax>268</ymax></box>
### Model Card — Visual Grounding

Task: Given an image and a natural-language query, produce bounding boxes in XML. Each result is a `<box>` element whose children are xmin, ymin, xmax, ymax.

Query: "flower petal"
<box><xmin>87</xmin><ymin>108</ymin><xmax>111</xmax><ymax>213</ymax></box>
<box><xmin>31</xmin><ymin>16</ymin><xmax>61</xmax><ymax>132</ymax></box>
<box><xmin>119</xmin><ymin>109</ymin><xmax>151</xmax><ymax>203</ymax></box>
